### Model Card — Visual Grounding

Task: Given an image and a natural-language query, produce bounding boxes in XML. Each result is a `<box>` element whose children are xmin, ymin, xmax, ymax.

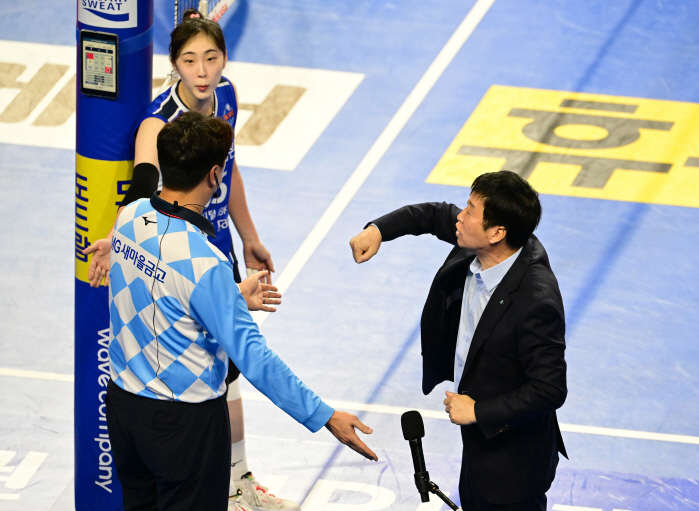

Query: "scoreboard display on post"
<box><xmin>80</xmin><ymin>30</ymin><xmax>118</xmax><ymax>99</ymax></box>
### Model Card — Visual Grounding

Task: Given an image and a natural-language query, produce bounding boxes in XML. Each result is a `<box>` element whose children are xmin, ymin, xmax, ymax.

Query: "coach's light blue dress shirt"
<box><xmin>454</xmin><ymin>247</ymin><xmax>522</xmax><ymax>392</ymax></box>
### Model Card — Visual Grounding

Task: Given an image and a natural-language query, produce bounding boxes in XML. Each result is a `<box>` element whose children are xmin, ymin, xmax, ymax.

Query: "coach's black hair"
<box><xmin>157</xmin><ymin>111</ymin><xmax>233</xmax><ymax>192</ymax></box>
<box><xmin>169</xmin><ymin>8</ymin><xmax>226</xmax><ymax>62</ymax></box>
<box><xmin>470</xmin><ymin>171</ymin><xmax>542</xmax><ymax>249</ymax></box>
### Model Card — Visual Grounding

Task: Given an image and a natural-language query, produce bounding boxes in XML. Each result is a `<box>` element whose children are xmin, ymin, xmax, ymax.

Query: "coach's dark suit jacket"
<box><xmin>372</xmin><ymin>202</ymin><xmax>567</xmax><ymax>505</ymax></box>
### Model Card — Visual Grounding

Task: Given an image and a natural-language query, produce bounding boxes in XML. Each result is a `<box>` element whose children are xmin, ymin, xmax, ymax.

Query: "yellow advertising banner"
<box><xmin>427</xmin><ymin>85</ymin><xmax>699</xmax><ymax>208</ymax></box>
<box><xmin>75</xmin><ymin>155</ymin><xmax>133</xmax><ymax>283</ymax></box>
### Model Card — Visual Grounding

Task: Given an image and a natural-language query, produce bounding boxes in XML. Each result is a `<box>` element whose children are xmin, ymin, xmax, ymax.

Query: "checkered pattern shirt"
<box><xmin>107</xmin><ymin>195</ymin><xmax>333</xmax><ymax>432</ymax></box>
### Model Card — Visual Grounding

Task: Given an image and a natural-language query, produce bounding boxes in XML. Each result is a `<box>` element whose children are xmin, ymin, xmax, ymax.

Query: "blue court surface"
<box><xmin>1</xmin><ymin>0</ymin><xmax>698</xmax><ymax>510</ymax></box>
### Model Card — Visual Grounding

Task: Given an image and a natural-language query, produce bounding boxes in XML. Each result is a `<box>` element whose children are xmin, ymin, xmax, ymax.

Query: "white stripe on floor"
<box><xmin>4</xmin><ymin>368</ymin><xmax>698</xmax><ymax>446</ymax></box>
<box><xmin>240</xmin><ymin>391</ymin><xmax>699</xmax><ymax>446</ymax></box>
<box><xmin>0</xmin><ymin>367</ymin><xmax>73</xmax><ymax>382</ymax></box>
<box><xmin>251</xmin><ymin>0</ymin><xmax>498</xmax><ymax>326</ymax></box>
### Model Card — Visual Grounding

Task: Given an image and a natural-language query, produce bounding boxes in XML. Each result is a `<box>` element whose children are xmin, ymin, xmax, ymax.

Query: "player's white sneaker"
<box><xmin>228</xmin><ymin>489</ymin><xmax>255</xmax><ymax>511</ymax></box>
<box><xmin>233</xmin><ymin>472</ymin><xmax>300</xmax><ymax>511</ymax></box>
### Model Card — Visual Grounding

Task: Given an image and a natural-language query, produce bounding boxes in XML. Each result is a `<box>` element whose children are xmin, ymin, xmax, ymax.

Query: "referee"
<box><xmin>104</xmin><ymin>111</ymin><xmax>377</xmax><ymax>511</ymax></box>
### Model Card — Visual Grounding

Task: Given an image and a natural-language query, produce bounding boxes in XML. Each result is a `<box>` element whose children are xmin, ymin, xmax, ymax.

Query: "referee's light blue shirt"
<box><xmin>454</xmin><ymin>247</ymin><xmax>522</xmax><ymax>392</ymax></box>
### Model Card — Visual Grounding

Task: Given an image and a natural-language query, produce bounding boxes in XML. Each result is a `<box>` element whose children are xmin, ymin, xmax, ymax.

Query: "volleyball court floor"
<box><xmin>1</xmin><ymin>0</ymin><xmax>698</xmax><ymax>509</ymax></box>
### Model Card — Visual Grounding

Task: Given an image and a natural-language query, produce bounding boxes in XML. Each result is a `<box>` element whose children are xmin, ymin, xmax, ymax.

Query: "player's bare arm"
<box><xmin>227</xmin><ymin>159</ymin><xmax>275</xmax><ymax>282</ymax></box>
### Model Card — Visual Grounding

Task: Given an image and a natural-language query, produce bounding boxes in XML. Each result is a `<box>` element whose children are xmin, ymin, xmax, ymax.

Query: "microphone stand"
<box><xmin>428</xmin><ymin>481</ymin><xmax>459</xmax><ymax>511</ymax></box>
<box><xmin>415</xmin><ymin>472</ymin><xmax>460</xmax><ymax>511</ymax></box>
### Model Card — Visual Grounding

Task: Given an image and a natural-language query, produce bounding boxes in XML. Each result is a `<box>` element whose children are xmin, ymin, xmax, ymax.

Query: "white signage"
<box><xmin>78</xmin><ymin>0</ymin><xmax>138</xmax><ymax>30</ymax></box>
<box><xmin>0</xmin><ymin>40</ymin><xmax>364</xmax><ymax>172</ymax></box>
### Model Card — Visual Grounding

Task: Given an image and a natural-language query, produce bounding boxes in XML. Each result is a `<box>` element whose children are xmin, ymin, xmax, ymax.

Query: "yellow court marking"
<box><xmin>427</xmin><ymin>85</ymin><xmax>699</xmax><ymax>208</ymax></box>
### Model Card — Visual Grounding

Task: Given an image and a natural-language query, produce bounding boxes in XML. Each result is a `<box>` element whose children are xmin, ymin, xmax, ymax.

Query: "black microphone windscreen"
<box><xmin>401</xmin><ymin>410</ymin><xmax>425</xmax><ymax>440</ymax></box>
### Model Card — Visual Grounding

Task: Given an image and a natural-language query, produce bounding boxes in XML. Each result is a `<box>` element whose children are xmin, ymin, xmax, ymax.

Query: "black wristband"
<box><xmin>120</xmin><ymin>162</ymin><xmax>159</xmax><ymax>208</ymax></box>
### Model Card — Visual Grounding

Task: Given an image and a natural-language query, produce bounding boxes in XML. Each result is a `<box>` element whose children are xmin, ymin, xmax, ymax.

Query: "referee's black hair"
<box><xmin>157</xmin><ymin>111</ymin><xmax>233</xmax><ymax>193</ymax></box>
<box><xmin>470</xmin><ymin>171</ymin><xmax>542</xmax><ymax>250</ymax></box>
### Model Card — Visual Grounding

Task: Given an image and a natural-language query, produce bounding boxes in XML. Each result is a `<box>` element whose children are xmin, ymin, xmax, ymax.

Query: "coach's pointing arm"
<box><xmin>350</xmin><ymin>202</ymin><xmax>464</xmax><ymax>263</ymax></box>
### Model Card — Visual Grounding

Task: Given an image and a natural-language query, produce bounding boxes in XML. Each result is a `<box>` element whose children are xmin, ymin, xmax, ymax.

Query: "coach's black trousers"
<box><xmin>106</xmin><ymin>380</ymin><xmax>231</xmax><ymax>511</ymax></box>
<box><xmin>459</xmin><ymin>464</ymin><xmax>547</xmax><ymax>511</ymax></box>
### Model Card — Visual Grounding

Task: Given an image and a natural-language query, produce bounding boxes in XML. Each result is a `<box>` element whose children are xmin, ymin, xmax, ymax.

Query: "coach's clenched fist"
<box><xmin>349</xmin><ymin>225</ymin><xmax>382</xmax><ymax>263</ymax></box>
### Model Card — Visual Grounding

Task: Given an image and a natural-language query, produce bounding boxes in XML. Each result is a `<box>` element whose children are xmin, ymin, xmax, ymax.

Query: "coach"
<box><xmin>350</xmin><ymin>171</ymin><xmax>567</xmax><ymax>511</ymax></box>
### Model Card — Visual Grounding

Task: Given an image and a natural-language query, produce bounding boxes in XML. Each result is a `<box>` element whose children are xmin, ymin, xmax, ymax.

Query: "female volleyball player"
<box><xmin>84</xmin><ymin>10</ymin><xmax>298</xmax><ymax>511</ymax></box>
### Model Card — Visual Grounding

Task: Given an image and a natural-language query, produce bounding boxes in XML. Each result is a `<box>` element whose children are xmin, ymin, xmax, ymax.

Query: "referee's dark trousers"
<box><xmin>106</xmin><ymin>380</ymin><xmax>231</xmax><ymax>511</ymax></box>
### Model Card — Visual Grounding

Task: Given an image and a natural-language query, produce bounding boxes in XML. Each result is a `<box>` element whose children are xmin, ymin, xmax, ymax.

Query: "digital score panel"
<box><xmin>80</xmin><ymin>30</ymin><xmax>118</xmax><ymax>99</ymax></box>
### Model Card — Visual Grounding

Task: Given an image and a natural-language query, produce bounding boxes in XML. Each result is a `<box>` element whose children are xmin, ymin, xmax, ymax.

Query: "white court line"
<box><xmin>2</xmin><ymin>367</ymin><xmax>699</xmax><ymax>445</ymax></box>
<box><xmin>0</xmin><ymin>367</ymin><xmax>73</xmax><ymax>382</ymax></box>
<box><xmin>239</xmin><ymin>391</ymin><xmax>699</xmax><ymax>446</ymax></box>
<box><xmin>251</xmin><ymin>0</ymin><xmax>498</xmax><ymax>326</ymax></box>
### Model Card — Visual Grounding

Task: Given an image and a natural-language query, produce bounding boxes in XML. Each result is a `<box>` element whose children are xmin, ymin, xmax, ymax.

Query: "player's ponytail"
<box><xmin>169</xmin><ymin>8</ymin><xmax>226</xmax><ymax>62</ymax></box>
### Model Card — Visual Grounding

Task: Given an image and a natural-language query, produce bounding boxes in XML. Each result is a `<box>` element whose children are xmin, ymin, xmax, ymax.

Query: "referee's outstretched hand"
<box><xmin>239</xmin><ymin>270</ymin><xmax>281</xmax><ymax>312</ymax></box>
<box><xmin>83</xmin><ymin>237</ymin><xmax>112</xmax><ymax>288</ymax></box>
<box><xmin>325</xmin><ymin>410</ymin><xmax>378</xmax><ymax>461</ymax></box>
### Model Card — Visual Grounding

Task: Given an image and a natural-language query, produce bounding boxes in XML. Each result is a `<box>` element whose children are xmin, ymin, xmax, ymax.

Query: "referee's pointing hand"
<box><xmin>325</xmin><ymin>411</ymin><xmax>378</xmax><ymax>461</ymax></box>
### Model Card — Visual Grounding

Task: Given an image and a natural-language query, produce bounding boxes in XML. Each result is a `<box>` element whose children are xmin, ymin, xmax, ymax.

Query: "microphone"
<box><xmin>401</xmin><ymin>411</ymin><xmax>460</xmax><ymax>510</ymax></box>
<box><xmin>401</xmin><ymin>410</ymin><xmax>430</xmax><ymax>502</ymax></box>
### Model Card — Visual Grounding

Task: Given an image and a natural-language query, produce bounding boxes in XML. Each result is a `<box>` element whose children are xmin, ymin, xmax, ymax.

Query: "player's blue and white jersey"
<box><xmin>107</xmin><ymin>196</ymin><xmax>333</xmax><ymax>432</ymax></box>
<box><xmin>137</xmin><ymin>76</ymin><xmax>239</xmax><ymax>259</ymax></box>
